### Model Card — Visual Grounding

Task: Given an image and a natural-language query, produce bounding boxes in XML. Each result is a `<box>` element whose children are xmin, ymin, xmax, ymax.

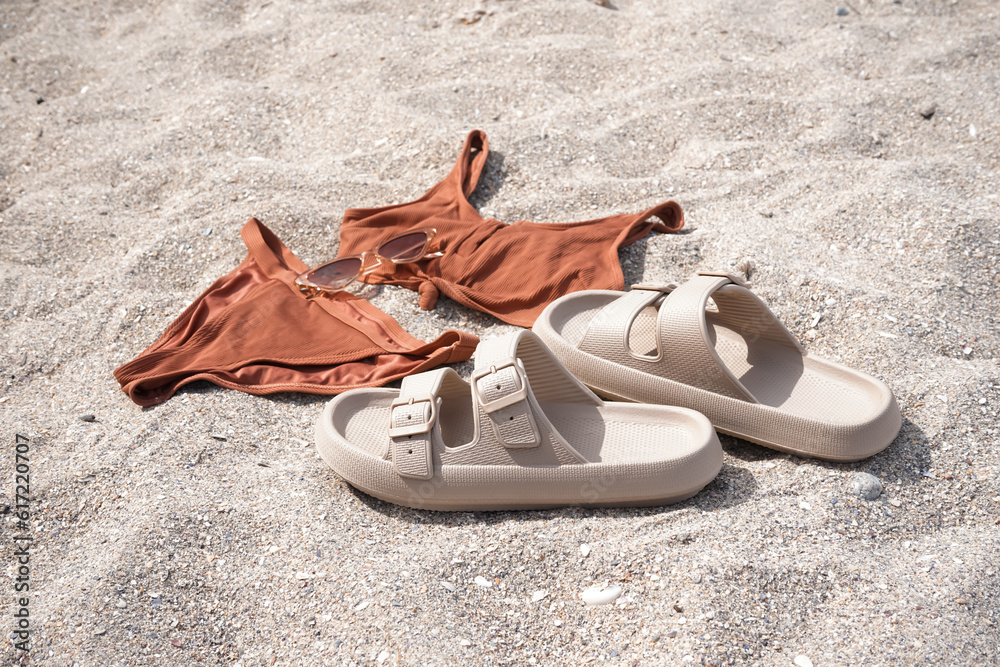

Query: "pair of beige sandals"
<box><xmin>315</xmin><ymin>273</ymin><xmax>902</xmax><ymax>511</ymax></box>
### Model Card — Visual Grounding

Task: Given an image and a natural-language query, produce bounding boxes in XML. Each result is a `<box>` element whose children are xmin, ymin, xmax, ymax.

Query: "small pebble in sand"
<box><xmin>460</xmin><ymin>639</ymin><xmax>472</xmax><ymax>647</ymax></box>
<box><xmin>851</xmin><ymin>473</ymin><xmax>882</xmax><ymax>500</ymax></box>
<box><xmin>795</xmin><ymin>656</ymin><xmax>814</xmax><ymax>667</ymax></box>
<box><xmin>80</xmin><ymin>414</ymin><xmax>96</xmax><ymax>422</ymax></box>
<box><xmin>474</xmin><ymin>575</ymin><xmax>492</xmax><ymax>588</ymax></box>
<box><xmin>94</xmin><ymin>626</ymin><xmax>107</xmax><ymax>636</ymax></box>
<box><xmin>582</xmin><ymin>584</ymin><xmax>622</xmax><ymax>605</ymax></box>
<box><xmin>440</xmin><ymin>581</ymin><xmax>457</xmax><ymax>592</ymax></box>
<box><xmin>920</xmin><ymin>103</ymin><xmax>937</xmax><ymax>119</ymax></box>
<box><xmin>531</xmin><ymin>590</ymin><xmax>548</xmax><ymax>602</ymax></box>
<box><xmin>458</xmin><ymin>7</ymin><xmax>486</xmax><ymax>24</ymax></box>
<box><xmin>580</xmin><ymin>543</ymin><xmax>592</xmax><ymax>558</ymax></box>
<box><xmin>836</xmin><ymin>7</ymin><xmax>849</xmax><ymax>16</ymax></box>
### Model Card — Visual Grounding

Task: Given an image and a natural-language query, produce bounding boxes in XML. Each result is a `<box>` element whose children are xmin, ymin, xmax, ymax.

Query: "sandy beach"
<box><xmin>1</xmin><ymin>0</ymin><xmax>998</xmax><ymax>664</ymax></box>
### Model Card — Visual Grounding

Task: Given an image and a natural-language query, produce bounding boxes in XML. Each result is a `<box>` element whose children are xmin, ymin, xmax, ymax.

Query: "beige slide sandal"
<box><xmin>533</xmin><ymin>272</ymin><xmax>901</xmax><ymax>461</ymax></box>
<box><xmin>314</xmin><ymin>330</ymin><xmax>723</xmax><ymax>511</ymax></box>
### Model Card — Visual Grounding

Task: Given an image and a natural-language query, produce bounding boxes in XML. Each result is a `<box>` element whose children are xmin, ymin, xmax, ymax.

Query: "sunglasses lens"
<box><xmin>304</xmin><ymin>257</ymin><xmax>362</xmax><ymax>289</ymax></box>
<box><xmin>377</xmin><ymin>232</ymin><xmax>429</xmax><ymax>263</ymax></box>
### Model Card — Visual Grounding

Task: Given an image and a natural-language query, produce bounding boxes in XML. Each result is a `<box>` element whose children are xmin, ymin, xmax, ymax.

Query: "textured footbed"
<box><xmin>547</xmin><ymin>292</ymin><xmax>885</xmax><ymax>424</ymax></box>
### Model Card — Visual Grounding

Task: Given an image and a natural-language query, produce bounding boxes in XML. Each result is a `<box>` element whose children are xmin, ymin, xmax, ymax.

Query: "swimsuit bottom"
<box><xmin>114</xmin><ymin>218</ymin><xmax>478</xmax><ymax>407</ymax></box>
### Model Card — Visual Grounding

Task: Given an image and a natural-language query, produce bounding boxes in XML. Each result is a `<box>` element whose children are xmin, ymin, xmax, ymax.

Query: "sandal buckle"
<box><xmin>387</xmin><ymin>396</ymin><xmax>438</xmax><ymax>438</ymax></box>
<box><xmin>471</xmin><ymin>358</ymin><xmax>529</xmax><ymax>414</ymax></box>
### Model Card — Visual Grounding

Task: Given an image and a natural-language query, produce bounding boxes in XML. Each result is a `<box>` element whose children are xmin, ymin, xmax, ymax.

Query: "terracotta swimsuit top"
<box><xmin>337</xmin><ymin>130</ymin><xmax>685</xmax><ymax>327</ymax></box>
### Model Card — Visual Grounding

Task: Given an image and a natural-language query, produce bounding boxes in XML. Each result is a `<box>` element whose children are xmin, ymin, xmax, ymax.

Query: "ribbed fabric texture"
<box><xmin>336</xmin><ymin>130</ymin><xmax>685</xmax><ymax>327</ymax></box>
<box><xmin>113</xmin><ymin>218</ymin><xmax>479</xmax><ymax>406</ymax></box>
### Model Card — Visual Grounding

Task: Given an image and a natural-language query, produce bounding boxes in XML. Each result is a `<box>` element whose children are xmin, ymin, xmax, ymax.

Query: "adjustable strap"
<box><xmin>578</xmin><ymin>274</ymin><xmax>758</xmax><ymax>401</ymax></box>
<box><xmin>689</xmin><ymin>273</ymin><xmax>802</xmax><ymax>353</ymax></box>
<box><xmin>470</xmin><ymin>357</ymin><xmax>540</xmax><ymax>449</ymax></box>
<box><xmin>240</xmin><ymin>217</ymin><xmax>310</xmax><ymax>278</ymax></box>
<box><xmin>388</xmin><ymin>369</ymin><xmax>450</xmax><ymax>480</ymax></box>
<box><xmin>472</xmin><ymin>334</ymin><xmax>544</xmax><ymax>449</ymax></box>
<box><xmin>447</xmin><ymin>130</ymin><xmax>490</xmax><ymax>199</ymax></box>
<box><xmin>612</xmin><ymin>200</ymin><xmax>685</xmax><ymax>236</ymax></box>
<box><xmin>578</xmin><ymin>287</ymin><xmax>667</xmax><ymax>361</ymax></box>
<box><xmin>650</xmin><ymin>273</ymin><xmax>757</xmax><ymax>400</ymax></box>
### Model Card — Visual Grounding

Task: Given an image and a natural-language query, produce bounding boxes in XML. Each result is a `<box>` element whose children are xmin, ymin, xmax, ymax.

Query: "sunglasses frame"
<box><xmin>295</xmin><ymin>228</ymin><xmax>441</xmax><ymax>298</ymax></box>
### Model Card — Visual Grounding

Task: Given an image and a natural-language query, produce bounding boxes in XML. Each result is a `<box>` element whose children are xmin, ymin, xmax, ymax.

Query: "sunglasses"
<box><xmin>295</xmin><ymin>228</ymin><xmax>442</xmax><ymax>298</ymax></box>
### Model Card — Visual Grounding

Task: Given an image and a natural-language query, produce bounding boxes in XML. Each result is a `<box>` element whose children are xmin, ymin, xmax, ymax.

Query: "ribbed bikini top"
<box><xmin>337</xmin><ymin>130</ymin><xmax>685</xmax><ymax>328</ymax></box>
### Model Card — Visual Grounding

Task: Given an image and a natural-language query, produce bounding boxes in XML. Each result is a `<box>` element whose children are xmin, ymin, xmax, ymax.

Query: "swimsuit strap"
<box><xmin>240</xmin><ymin>217</ymin><xmax>309</xmax><ymax>278</ymax></box>
<box><xmin>444</xmin><ymin>129</ymin><xmax>489</xmax><ymax>199</ymax></box>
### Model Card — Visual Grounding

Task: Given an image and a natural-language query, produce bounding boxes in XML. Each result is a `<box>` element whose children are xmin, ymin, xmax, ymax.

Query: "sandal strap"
<box><xmin>578</xmin><ymin>273</ymin><xmax>802</xmax><ymax>401</ymax></box>
<box><xmin>472</xmin><ymin>335</ymin><xmax>540</xmax><ymax>449</ymax></box>
<box><xmin>389</xmin><ymin>368</ymin><xmax>457</xmax><ymax>480</ymax></box>
<box><xmin>388</xmin><ymin>332</ymin><xmax>596</xmax><ymax>480</ymax></box>
<box><xmin>652</xmin><ymin>274</ymin><xmax>756</xmax><ymax>400</ymax></box>
<box><xmin>473</xmin><ymin>331</ymin><xmax>599</xmax><ymax>449</ymax></box>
